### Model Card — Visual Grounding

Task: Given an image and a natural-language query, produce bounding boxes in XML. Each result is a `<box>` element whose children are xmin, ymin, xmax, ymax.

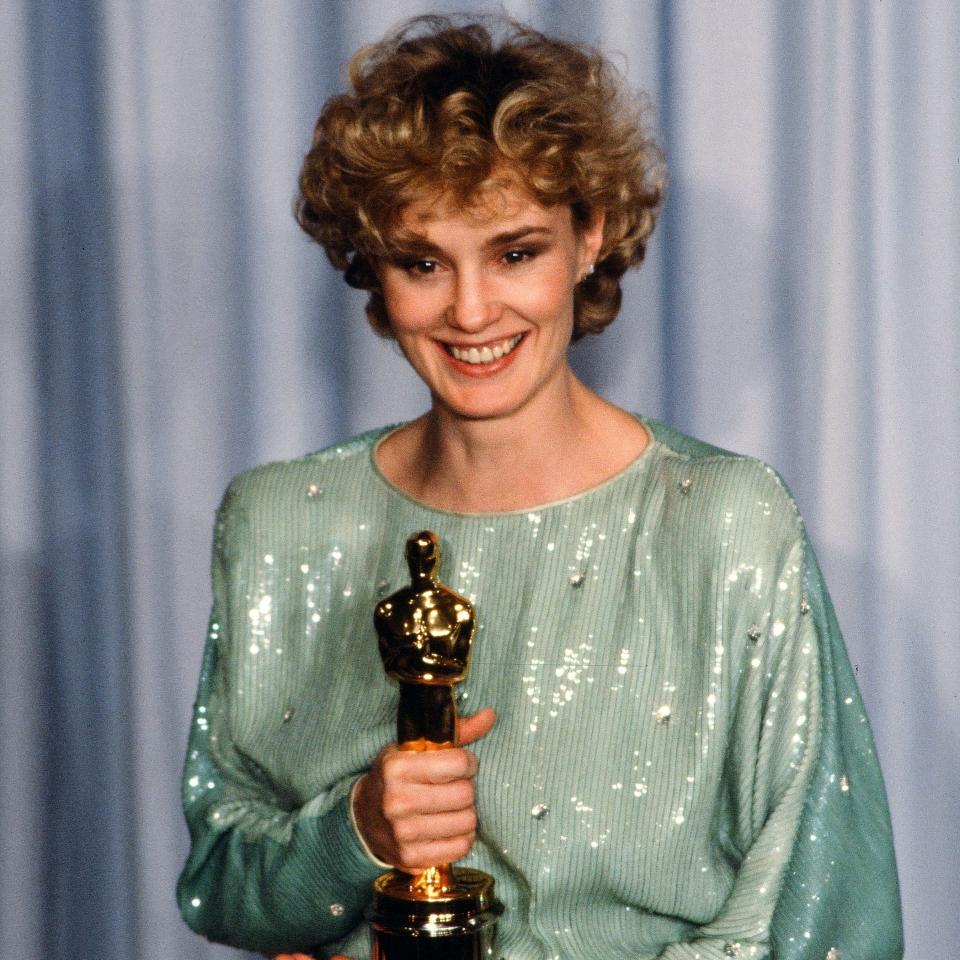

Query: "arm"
<box><xmin>176</xmin><ymin>490</ymin><xmax>383</xmax><ymax>955</ymax></box>
<box><xmin>769</xmin><ymin>540</ymin><xmax>902</xmax><ymax>960</ymax></box>
<box><xmin>660</xmin><ymin>535</ymin><xmax>902</xmax><ymax>960</ymax></box>
<box><xmin>658</xmin><ymin>536</ymin><xmax>819</xmax><ymax>960</ymax></box>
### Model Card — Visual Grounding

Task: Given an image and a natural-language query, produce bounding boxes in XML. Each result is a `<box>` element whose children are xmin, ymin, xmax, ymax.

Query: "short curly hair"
<box><xmin>296</xmin><ymin>15</ymin><xmax>665</xmax><ymax>340</ymax></box>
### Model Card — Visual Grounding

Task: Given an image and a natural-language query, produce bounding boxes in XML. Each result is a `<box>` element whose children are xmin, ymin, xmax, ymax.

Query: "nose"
<box><xmin>447</xmin><ymin>269</ymin><xmax>500</xmax><ymax>332</ymax></box>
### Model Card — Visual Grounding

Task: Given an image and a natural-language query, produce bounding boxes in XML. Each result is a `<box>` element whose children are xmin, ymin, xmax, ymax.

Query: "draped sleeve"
<box><xmin>176</xmin><ymin>480</ymin><xmax>383</xmax><ymax>955</ymax></box>
<box><xmin>643</xmin><ymin>432</ymin><xmax>903</xmax><ymax>959</ymax></box>
<box><xmin>657</xmin><ymin>526</ymin><xmax>902</xmax><ymax>960</ymax></box>
<box><xmin>769</xmin><ymin>539</ymin><xmax>903</xmax><ymax>959</ymax></box>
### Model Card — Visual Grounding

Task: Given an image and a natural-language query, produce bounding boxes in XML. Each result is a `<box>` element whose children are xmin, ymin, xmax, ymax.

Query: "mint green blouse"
<box><xmin>177</xmin><ymin>418</ymin><xmax>902</xmax><ymax>959</ymax></box>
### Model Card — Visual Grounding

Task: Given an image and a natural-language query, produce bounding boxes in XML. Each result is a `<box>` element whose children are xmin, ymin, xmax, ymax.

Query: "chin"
<box><xmin>433</xmin><ymin>382</ymin><xmax>541</xmax><ymax>422</ymax></box>
<box><xmin>437</xmin><ymin>399</ymin><xmax>519</xmax><ymax>422</ymax></box>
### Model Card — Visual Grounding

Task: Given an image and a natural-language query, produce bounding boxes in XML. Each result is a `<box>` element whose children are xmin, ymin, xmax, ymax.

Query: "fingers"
<box><xmin>382</xmin><ymin>744</ymin><xmax>478</xmax><ymax>785</ymax></box>
<box><xmin>459</xmin><ymin>707</ymin><xmax>496</xmax><ymax>745</ymax></box>
<box><xmin>352</xmin><ymin>707</ymin><xmax>495</xmax><ymax>870</ymax></box>
<box><xmin>390</xmin><ymin>805</ymin><xmax>477</xmax><ymax>846</ymax></box>
<box><xmin>382</xmin><ymin>772</ymin><xmax>475</xmax><ymax>818</ymax></box>
<box><xmin>399</xmin><ymin>834</ymin><xmax>477</xmax><ymax>873</ymax></box>
<box><xmin>382</xmin><ymin>761</ymin><xmax>478</xmax><ymax>868</ymax></box>
<box><xmin>357</xmin><ymin>755</ymin><xmax>477</xmax><ymax>868</ymax></box>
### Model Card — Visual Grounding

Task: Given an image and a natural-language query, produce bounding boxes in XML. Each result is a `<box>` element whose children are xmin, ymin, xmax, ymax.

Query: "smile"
<box><xmin>444</xmin><ymin>334</ymin><xmax>523</xmax><ymax>366</ymax></box>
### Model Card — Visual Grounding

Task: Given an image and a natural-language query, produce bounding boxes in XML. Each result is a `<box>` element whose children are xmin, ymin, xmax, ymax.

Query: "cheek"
<box><xmin>382</xmin><ymin>279</ymin><xmax>446</xmax><ymax>336</ymax></box>
<box><xmin>382</xmin><ymin>290</ymin><xmax>423</xmax><ymax>337</ymax></box>
<box><xmin>522</xmin><ymin>265</ymin><xmax>578</xmax><ymax>328</ymax></box>
<box><xmin>391</xmin><ymin>329</ymin><xmax>442</xmax><ymax>388</ymax></box>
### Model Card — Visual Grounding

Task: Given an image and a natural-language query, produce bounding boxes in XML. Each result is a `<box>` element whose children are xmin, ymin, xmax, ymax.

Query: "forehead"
<box><xmin>400</xmin><ymin>176</ymin><xmax>567</xmax><ymax>233</ymax></box>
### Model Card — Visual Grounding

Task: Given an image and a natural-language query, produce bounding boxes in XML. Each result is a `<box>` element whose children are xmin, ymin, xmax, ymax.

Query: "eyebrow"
<box><xmin>485</xmin><ymin>225</ymin><xmax>554</xmax><ymax>247</ymax></box>
<box><xmin>394</xmin><ymin>225</ymin><xmax>555</xmax><ymax>259</ymax></box>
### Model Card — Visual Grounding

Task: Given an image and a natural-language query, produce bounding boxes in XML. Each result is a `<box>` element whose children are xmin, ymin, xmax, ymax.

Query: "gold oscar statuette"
<box><xmin>370</xmin><ymin>531</ymin><xmax>503</xmax><ymax>960</ymax></box>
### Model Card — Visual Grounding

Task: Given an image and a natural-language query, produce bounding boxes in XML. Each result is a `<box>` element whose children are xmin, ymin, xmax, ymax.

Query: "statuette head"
<box><xmin>406</xmin><ymin>530</ymin><xmax>441</xmax><ymax>582</ymax></box>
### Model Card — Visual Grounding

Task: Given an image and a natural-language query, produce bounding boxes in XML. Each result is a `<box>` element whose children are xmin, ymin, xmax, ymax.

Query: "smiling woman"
<box><xmin>379</xmin><ymin>190</ymin><xmax>600</xmax><ymax>411</ymax></box>
<box><xmin>176</xmin><ymin>14</ymin><xmax>902</xmax><ymax>960</ymax></box>
<box><xmin>295</xmin><ymin>15</ymin><xmax>662</xmax><ymax>342</ymax></box>
<box><xmin>373</xmin><ymin>187</ymin><xmax>623</xmax><ymax>512</ymax></box>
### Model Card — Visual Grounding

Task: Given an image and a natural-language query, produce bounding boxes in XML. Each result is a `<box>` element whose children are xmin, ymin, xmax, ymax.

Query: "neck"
<box><xmin>377</xmin><ymin>367</ymin><xmax>648</xmax><ymax>513</ymax></box>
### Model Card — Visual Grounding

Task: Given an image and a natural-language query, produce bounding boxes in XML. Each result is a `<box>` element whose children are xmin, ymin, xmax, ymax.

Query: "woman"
<box><xmin>178</xmin><ymin>16</ymin><xmax>902</xmax><ymax>960</ymax></box>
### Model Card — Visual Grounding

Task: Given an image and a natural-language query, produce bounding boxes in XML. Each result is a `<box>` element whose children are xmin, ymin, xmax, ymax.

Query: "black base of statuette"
<box><xmin>369</xmin><ymin>867</ymin><xmax>503</xmax><ymax>960</ymax></box>
<box><xmin>371</xmin><ymin>925</ymin><xmax>499</xmax><ymax>960</ymax></box>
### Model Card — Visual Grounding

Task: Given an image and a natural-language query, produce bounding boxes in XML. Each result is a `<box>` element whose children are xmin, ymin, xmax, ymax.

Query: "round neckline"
<box><xmin>369</xmin><ymin>414</ymin><xmax>658</xmax><ymax>519</ymax></box>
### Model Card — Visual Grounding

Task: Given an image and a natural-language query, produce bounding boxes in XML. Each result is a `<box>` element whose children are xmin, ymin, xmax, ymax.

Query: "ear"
<box><xmin>577</xmin><ymin>210</ymin><xmax>606</xmax><ymax>276</ymax></box>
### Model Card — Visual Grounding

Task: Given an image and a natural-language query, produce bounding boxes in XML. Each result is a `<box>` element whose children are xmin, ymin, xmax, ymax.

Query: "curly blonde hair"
<box><xmin>296</xmin><ymin>15</ymin><xmax>665</xmax><ymax>340</ymax></box>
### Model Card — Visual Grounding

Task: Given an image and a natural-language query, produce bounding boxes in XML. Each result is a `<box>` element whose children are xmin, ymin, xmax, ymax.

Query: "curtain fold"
<box><xmin>1</xmin><ymin>2</ymin><xmax>955</xmax><ymax>958</ymax></box>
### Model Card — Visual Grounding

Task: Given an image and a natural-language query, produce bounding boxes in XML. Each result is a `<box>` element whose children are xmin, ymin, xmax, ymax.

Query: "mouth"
<box><xmin>442</xmin><ymin>334</ymin><xmax>524</xmax><ymax>366</ymax></box>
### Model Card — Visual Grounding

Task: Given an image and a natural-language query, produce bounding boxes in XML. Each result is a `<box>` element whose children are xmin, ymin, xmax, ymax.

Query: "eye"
<box><xmin>408</xmin><ymin>259</ymin><xmax>438</xmax><ymax>275</ymax></box>
<box><xmin>502</xmin><ymin>248</ymin><xmax>534</xmax><ymax>265</ymax></box>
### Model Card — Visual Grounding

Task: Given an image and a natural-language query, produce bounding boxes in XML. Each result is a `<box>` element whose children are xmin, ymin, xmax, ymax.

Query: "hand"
<box><xmin>271</xmin><ymin>955</ymin><xmax>350</xmax><ymax>959</ymax></box>
<box><xmin>353</xmin><ymin>708</ymin><xmax>496</xmax><ymax>873</ymax></box>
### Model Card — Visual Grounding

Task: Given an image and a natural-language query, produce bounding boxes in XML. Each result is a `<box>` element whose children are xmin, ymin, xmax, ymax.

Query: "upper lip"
<box><xmin>439</xmin><ymin>333</ymin><xmax>524</xmax><ymax>349</ymax></box>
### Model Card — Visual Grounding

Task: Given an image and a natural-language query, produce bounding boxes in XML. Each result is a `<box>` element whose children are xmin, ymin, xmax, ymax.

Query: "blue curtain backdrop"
<box><xmin>1</xmin><ymin>2</ymin><xmax>957</xmax><ymax>959</ymax></box>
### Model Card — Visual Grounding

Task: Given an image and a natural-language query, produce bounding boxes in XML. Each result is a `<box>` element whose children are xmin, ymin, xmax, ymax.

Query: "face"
<box><xmin>377</xmin><ymin>180</ymin><xmax>604</xmax><ymax>423</ymax></box>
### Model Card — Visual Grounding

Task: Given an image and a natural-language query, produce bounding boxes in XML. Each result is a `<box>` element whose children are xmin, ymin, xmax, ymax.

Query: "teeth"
<box><xmin>450</xmin><ymin>335</ymin><xmax>522</xmax><ymax>365</ymax></box>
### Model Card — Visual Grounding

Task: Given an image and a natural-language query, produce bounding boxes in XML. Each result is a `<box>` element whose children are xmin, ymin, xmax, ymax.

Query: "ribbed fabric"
<box><xmin>177</xmin><ymin>418</ymin><xmax>902</xmax><ymax>959</ymax></box>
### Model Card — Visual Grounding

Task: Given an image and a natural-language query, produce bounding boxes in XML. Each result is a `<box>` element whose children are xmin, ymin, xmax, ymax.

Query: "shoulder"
<box><xmin>223</xmin><ymin>425</ymin><xmax>391</xmax><ymax>505</ymax></box>
<box><xmin>213</xmin><ymin>425</ymin><xmax>394</xmax><ymax>544</ymax></box>
<box><xmin>642</xmin><ymin>417</ymin><xmax>806</xmax><ymax>556</ymax></box>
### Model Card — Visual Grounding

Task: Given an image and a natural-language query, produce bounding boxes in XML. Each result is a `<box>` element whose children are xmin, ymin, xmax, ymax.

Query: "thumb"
<box><xmin>458</xmin><ymin>707</ymin><xmax>496</xmax><ymax>745</ymax></box>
